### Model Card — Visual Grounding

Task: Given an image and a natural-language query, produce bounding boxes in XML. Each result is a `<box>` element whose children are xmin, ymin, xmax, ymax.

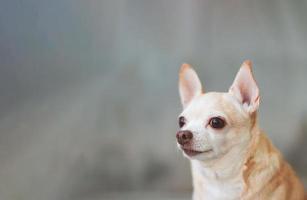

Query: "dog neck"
<box><xmin>192</xmin><ymin>142</ymin><xmax>248</xmax><ymax>181</ymax></box>
<box><xmin>191</xmin><ymin>125</ymin><xmax>261</xmax><ymax>199</ymax></box>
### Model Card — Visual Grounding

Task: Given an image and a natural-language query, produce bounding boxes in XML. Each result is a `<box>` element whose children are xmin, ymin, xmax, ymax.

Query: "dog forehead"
<box><xmin>192</xmin><ymin>92</ymin><xmax>223</xmax><ymax>109</ymax></box>
<box><xmin>182</xmin><ymin>92</ymin><xmax>224</xmax><ymax>116</ymax></box>
<box><xmin>182</xmin><ymin>92</ymin><xmax>245</xmax><ymax>121</ymax></box>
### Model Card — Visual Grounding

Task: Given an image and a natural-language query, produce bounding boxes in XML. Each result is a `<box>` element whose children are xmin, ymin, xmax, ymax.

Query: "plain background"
<box><xmin>0</xmin><ymin>0</ymin><xmax>306</xmax><ymax>199</ymax></box>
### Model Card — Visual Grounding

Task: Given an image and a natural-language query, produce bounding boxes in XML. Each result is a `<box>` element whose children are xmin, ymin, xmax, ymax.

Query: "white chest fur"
<box><xmin>191</xmin><ymin>160</ymin><xmax>244</xmax><ymax>200</ymax></box>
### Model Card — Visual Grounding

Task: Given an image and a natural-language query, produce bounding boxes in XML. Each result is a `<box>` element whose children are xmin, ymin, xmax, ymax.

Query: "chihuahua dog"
<box><xmin>176</xmin><ymin>61</ymin><xmax>305</xmax><ymax>200</ymax></box>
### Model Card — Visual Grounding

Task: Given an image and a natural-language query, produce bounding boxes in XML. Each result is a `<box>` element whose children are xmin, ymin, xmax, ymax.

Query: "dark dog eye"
<box><xmin>209</xmin><ymin>117</ymin><xmax>225</xmax><ymax>129</ymax></box>
<box><xmin>178</xmin><ymin>116</ymin><xmax>186</xmax><ymax>128</ymax></box>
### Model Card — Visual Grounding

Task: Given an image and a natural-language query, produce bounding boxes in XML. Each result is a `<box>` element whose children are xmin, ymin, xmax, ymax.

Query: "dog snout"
<box><xmin>176</xmin><ymin>130</ymin><xmax>193</xmax><ymax>145</ymax></box>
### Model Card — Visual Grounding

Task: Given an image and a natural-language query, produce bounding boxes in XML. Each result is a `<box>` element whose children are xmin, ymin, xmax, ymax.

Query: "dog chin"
<box><xmin>184</xmin><ymin>151</ymin><xmax>217</xmax><ymax>161</ymax></box>
<box><xmin>180</xmin><ymin>147</ymin><xmax>216</xmax><ymax>160</ymax></box>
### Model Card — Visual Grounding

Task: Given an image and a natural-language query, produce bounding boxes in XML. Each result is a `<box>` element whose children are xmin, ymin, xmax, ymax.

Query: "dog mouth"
<box><xmin>181</xmin><ymin>147</ymin><xmax>213</xmax><ymax>157</ymax></box>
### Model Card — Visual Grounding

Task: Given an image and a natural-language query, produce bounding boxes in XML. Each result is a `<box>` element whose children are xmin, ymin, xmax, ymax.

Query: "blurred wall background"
<box><xmin>0</xmin><ymin>0</ymin><xmax>306</xmax><ymax>200</ymax></box>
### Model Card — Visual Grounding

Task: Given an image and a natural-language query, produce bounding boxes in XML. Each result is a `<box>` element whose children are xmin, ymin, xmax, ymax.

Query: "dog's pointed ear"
<box><xmin>229</xmin><ymin>60</ymin><xmax>260</xmax><ymax>114</ymax></box>
<box><xmin>179</xmin><ymin>63</ymin><xmax>203</xmax><ymax>108</ymax></box>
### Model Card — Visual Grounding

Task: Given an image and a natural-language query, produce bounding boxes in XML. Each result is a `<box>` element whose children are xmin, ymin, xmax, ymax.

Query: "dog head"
<box><xmin>177</xmin><ymin>61</ymin><xmax>260</xmax><ymax>161</ymax></box>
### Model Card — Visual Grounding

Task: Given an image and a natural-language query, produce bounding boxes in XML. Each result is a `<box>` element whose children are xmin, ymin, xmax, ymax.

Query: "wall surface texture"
<box><xmin>0</xmin><ymin>0</ymin><xmax>306</xmax><ymax>199</ymax></box>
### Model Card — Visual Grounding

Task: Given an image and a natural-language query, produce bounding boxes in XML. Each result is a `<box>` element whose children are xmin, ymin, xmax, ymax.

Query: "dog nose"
<box><xmin>176</xmin><ymin>130</ymin><xmax>193</xmax><ymax>145</ymax></box>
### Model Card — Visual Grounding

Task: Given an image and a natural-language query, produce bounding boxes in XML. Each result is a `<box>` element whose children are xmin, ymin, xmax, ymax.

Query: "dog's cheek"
<box><xmin>227</xmin><ymin>128</ymin><xmax>251</xmax><ymax>148</ymax></box>
<box><xmin>208</xmin><ymin>133</ymin><xmax>226</xmax><ymax>153</ymax></box>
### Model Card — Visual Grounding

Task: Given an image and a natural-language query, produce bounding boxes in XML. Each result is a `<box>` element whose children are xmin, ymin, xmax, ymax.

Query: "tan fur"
<box><xmin>241</xmin><ymin>130</ymin><xmax>305</xmax><ymax>200</ymax></box>
<box><xmin>189</xmin><ymin>105</ymin><xmax>305</xmax><ymax>200</ymax></box>
<box><xmin>177</xmin><ymin>61</ymin><xmax>306</xmax><ymax>200</ymax></box>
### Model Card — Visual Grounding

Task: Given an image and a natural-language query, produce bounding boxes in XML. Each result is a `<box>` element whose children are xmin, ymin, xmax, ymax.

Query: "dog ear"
<box><xmin>229</xmin><ymin>60</ymin><xmax>260</xmax><ymax>114</ymax></box>
<box><xmin>179</xmin><ymin>63</ymin><xmax>203</xmax><ymax>108</ymax></box>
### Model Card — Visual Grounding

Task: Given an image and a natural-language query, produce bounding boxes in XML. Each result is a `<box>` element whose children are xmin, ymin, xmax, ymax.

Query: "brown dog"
<box><xmin>176</xmin><ymin>61</ymin><xmax>305</xmax><ymax>200</ymax></box>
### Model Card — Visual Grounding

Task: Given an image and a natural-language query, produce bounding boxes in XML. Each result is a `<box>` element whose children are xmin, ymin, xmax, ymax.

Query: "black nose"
<box><xmin>176</xmin><ymin>130</ymin><xmax>193</xmax><ymax>145</ymax></box>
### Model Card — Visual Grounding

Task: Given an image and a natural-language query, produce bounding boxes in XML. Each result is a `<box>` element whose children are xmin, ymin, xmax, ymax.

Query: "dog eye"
<box><xmin>178</xmin><ymin>116</ymin><xmax>186</xmax><ymax>128</ymax></box>
<box><xmin>209</xmin><ymin>117</ymin><xmax>225</xmax><ymax>129</ymax></box>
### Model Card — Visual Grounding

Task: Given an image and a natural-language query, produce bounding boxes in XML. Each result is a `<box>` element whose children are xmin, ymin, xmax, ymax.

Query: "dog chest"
<box><xmin>192</xmin><ymin>162</ymin><xmax>244</xmax><ymax>200</ymax></box>
<box><xmin>200</xmin><ymin>178</ymin><xmax>243</xmax><ymax>200</ymax></box>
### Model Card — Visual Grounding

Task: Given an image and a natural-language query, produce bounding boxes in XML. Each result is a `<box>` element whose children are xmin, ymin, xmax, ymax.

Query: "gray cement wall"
<box><xmin>0</xmin><ymin>0</ymin><xmax>306</xmax><ymax>199</ymax></box>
